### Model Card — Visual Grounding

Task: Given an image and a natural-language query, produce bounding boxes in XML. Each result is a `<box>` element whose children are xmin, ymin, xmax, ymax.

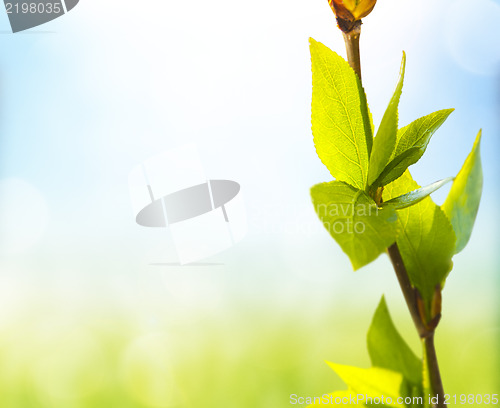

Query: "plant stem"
<box><xmin>423</xmin><ymin>334</ymin><xmax>447</xmax><ymax>408</ymax></box>
<box><xmin>342</xmin><ymin>26</ymin><xmax>362</xmax><ymax>80</ymax></box>
<box><xmin>341</xmin><ymin>26</ymin><xmax>446</xmax><ymax>407</ymax></box>
<box><xmin>389</xmin><ymin>243</ymin><xmax>446</xmax><ymax>408</ymax></box>
<box><xmin>387</xmin><ymin>243</ymin><xmax>428</xmax><ymax>338</ymax></box>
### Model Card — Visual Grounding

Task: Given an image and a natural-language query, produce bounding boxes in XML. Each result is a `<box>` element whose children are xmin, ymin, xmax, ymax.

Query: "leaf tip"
<box><xmin>400</xmin><ymin>51</ymin><xmax>407</xmax><ymax>76</ymax></box>
<box><xmin>309</xmin><ymin>37</ymin><xmax>320</xmax><ymax>51</ymax></box>
<box><xmin>325</xmin><ymin>360</ymin><xmax>337</xmax><ymax>371</ymax></box>
<box><xmin>379</xmin><ymin>294</ymin><xmax>387</xmax><ymax>307</ymax></box>
<box><xmin>476</xmin><ymin>129</ymin><xmax>483</xmax><ymax>145</ymax></box>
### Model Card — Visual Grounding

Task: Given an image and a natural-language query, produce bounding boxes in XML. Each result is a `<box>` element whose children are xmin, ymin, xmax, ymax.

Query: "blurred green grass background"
<box><xmin>0</xmin><ymin>295</ymin><xmax>497</xmax><ymax>407</ymax></box>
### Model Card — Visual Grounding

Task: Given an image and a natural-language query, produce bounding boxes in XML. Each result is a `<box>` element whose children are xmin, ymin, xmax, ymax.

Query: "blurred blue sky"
<box><xmin>0</xmin><ymin>0</ymin><xmax>498</xmax><ymax>323</ymax></box>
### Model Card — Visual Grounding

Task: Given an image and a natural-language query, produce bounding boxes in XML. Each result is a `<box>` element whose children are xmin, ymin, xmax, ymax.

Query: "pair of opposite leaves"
<box><xmin>309</xmin><ymin>38</ymin><xmax>483</xmax><ymax>305</ymax></box>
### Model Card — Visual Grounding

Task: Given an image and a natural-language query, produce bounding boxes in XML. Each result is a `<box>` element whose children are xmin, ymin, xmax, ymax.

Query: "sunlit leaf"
<box><xmin>383</xmin><ymin>171</ymin><xmax>456</xmax><ymax>308</ymax></box>
<box><xmin>367</xmin><ymin>296</ymin><xmax>422</xmax><ymax>386</ymax></box>
<box><xmin>310</xmin><ymin>38</ymin><xmax>373</xmax><ymax>190</ymax></box>
<box><xmin>374</xmin><ymin>109</ymin><xmax>454</xmax><ymax>187</ymax></box>
<box><xmin>311</xmin><ymin>181</ymin><xmax>398</xmax><ymax>270</ymax></box>
<box><xmin>367</xmin><ymin>53</ymin><xmax>406</xmax><ymax>188</ymax></box>
<box><xmin>442</xmin><ymin>131</ymin><xmax>483</xmax><ymax>253</ymax></box>
<box><xmin>327</xmin><ymin>363</ymin><xmax>406</xmax><ymax>407</ymax></box>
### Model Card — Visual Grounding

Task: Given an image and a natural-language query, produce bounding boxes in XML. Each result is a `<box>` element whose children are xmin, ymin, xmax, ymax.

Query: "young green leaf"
<box><xmin>327</xmin><ymin>363</ymin><xmax>406</xmax><ymax>407</ymax></box>
<box><xmin>374</xmin><ymin>109</ymin><xmax>454</xmax><ymax>187</ymax></box>
<box><xmin>311</xmin><ymin>181</ymin><xmax>398</xmax><ymax>270</ymax></box>
<box><xmin>367</xmin><ymin>296</ymin><xmax>422</xmax><ymax>386</ymax></box>
<box><xmin>367</xmin><ymin>52</ymin><xmax>406</xmax><ymax>188</ymax></box>
<box><xmin>380</xmin><ymin>177</ymin><xmax>454</xmax><ymax>210</ymax></box>
<box><xmin>383</xmin><ymin>171</ymin><xmax>456</xmax><ymax>308</ymax></box>
<box><xmin>442</xmin><ymin>131</ymin><xmax>483</xmax><ymax>254</ymax></box>
<box><xmin>310</xmin><ymin>38</ymin><xmax>373</xmax><ymax>190</ymax></box>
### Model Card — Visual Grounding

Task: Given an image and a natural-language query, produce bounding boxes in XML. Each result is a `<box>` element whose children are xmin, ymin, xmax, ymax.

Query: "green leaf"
<box><xmin>381</xmin><ymin>177</ymin><xmax>454</xmax><ymax>210</ymax></box>
<box><xmin>310</xmin><ymin>38</ymin><xmax>373</xmax><ymax>190</ymax></box>
<box><xmin>327</xmin><ymin>363</ymin><xmax>406</xmax><ymax>407</ymax></box>
<box><xmin>375</xmin><ymin>109</ymin><xmax>454</xmax><ymax>187</ymax></box>
<box><xmin>442</xmin><ymin>131</ymin><xmax>483</xmax><ymax>253</ymax></box>
<box><xmin>311</xmin><ymin>181</ymin><xmax>398</xmax><ymax>270</ymax></box>
<box><xmin>367</xmin><ymin>296</ymin><xmax>422</xmax><ymax>386</ymax></box>
<box><xmin>367</xmin><ymin>52</ymin><xmax>406</xmax><ymax>188</ymax></box>
<box><xmin>383</xmin><ymin>171</ymin><xmax>456</xmax><ymax>307</ymax></box>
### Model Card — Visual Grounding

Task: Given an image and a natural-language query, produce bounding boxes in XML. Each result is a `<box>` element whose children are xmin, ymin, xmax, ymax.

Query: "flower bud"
<box><xmin>328</xmin><ymin>0</ymin><xmax>377</xmax><ymax>31</ymax></box>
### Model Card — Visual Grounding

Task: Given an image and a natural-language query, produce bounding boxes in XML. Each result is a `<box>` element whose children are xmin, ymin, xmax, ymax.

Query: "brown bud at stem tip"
<box><xmin>327</xmin><ymin>0</ymin><xmax>377</xmax><ymax>33</ymax></box>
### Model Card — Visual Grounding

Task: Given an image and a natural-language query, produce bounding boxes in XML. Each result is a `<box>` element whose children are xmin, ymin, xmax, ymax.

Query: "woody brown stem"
<box><xmin>387</xmin><ymin>243</ymin><xmax>429</xmax><ymax>338</ymax></box>
<box><xmin>424</xmin><ymin>334</ymin><xmax>447</xmax><ymax>408</ymax></box>
<box><xmin>342</xmin><ymin>25</ymin><xmax>362</xmax><ymax>80</ymax></box>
